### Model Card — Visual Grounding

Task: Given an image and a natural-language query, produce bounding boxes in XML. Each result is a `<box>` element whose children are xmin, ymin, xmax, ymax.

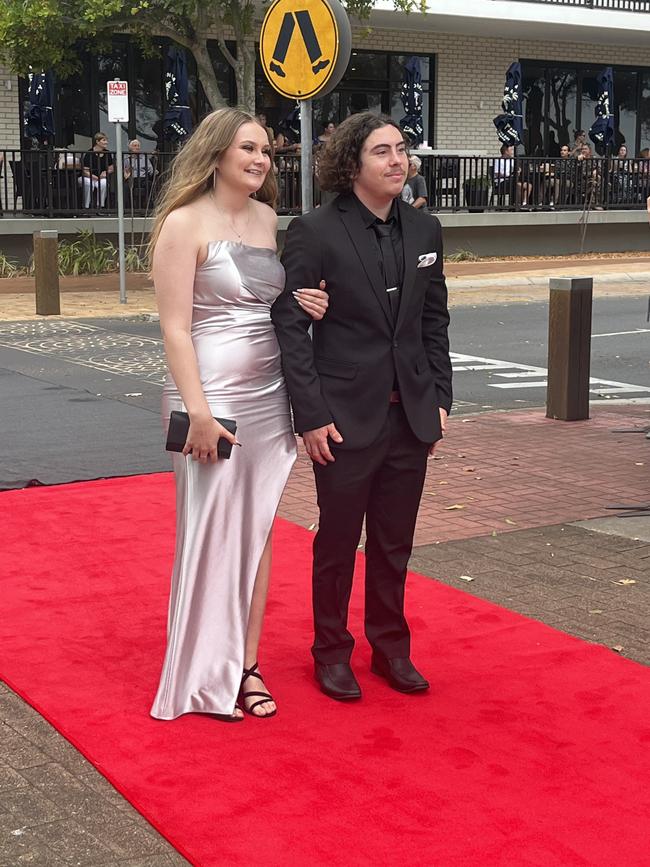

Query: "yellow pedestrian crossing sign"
<box><xmin>260</xmin><ymin>0</ymin><xmax>351</xmax><ymax>100</ymax></box>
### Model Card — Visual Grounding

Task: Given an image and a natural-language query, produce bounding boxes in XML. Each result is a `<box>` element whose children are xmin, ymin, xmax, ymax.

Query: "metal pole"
<box><xmin>115</xmin><ymin>124</ymin><xmax>127</xmax><ymax>304</ymax></box>
<box><xmin>300</xmin><ymin>99</ymin><xmax>313</xmax><ymax>215</ymax></box>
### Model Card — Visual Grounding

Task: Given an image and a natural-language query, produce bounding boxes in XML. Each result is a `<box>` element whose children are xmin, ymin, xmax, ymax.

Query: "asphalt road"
<box><xmin>0</xmin><ymin>295</ymin><xmax>647</xmax><ymax>487</ymax></box>
<box><xmin>450</xmin><ymin>295</ymin><xmax>650</xmax><ymax>412</ymax></box>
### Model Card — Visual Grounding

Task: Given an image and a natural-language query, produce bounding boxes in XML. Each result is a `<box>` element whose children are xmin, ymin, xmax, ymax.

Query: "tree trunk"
<box><xmin>236</xmin><ymin>42</ymin><xmax>256</xmax><ymax>113</ymax></box>
<box><xmin>193</xmin><ymin>39</ymin><xmax>229</xmax><ymax>111</ymax></box>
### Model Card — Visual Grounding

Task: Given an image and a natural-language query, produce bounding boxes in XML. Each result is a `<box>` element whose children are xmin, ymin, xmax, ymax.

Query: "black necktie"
<box><xmin>373</xmin><ymin>221</ymin><xmax>400</xmax><ymax>323</ymax></box>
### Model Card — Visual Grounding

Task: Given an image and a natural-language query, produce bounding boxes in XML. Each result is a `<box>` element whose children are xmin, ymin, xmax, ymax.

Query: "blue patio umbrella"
<box><xmin>163</xmin><ymin>47</ymin><xmax>193</xmax><ymax>144</ymax></box>
<box><xmin>280</xmin><ymin>102</ymin><xmax>301</xmax><ymax>143</ymax></box>
<box><xmin>399</xmin><ymin>56</ymin><xmax>423</xmax><ymax>146</ymax></box>
<box><xmin>588</xmin><ymin>67</ymin><xmax>615</xmax><ymax>156</ymax></box>
<box><xmin>25</xmin><ymin>71</ymin><xmax>55</xmax><ymax>144</ymax></box>
<box><xmin>493</xmin><ymin>61</ymin><xmax>523</xmax><ymax>147</ymax></box>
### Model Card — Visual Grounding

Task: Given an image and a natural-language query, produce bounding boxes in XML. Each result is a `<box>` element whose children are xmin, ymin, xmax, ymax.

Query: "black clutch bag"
<box><xmin>165</xmin><ymin>411</ymin><xmax>237</xmax><ymax>459</ymax></box>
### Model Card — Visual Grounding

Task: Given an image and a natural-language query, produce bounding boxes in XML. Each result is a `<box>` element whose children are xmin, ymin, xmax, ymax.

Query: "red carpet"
<box><xmin>1</xmin><ymin>474</ymin><xmax>649</xmax><ymax>866</ymax></box>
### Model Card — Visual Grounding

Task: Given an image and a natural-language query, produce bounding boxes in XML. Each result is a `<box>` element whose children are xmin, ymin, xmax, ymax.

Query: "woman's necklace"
<box><xmin>212</xmin><ymin>194</ymin><xmax>250</xmax><ymax>243</ymax></box>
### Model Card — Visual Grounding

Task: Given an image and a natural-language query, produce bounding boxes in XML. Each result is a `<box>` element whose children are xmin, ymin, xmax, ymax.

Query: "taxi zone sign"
<box><xmin>107</xmin><ymin>80</ymin><xmax>129</xmax><ymax>123</ymax></box>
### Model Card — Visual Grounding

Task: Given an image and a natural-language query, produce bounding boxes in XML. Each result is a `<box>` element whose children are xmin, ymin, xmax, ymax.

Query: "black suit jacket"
<box><xmin>271</xmin><ymin>193</ymin><xmax>453</xmax><ymax>451</ymax></box>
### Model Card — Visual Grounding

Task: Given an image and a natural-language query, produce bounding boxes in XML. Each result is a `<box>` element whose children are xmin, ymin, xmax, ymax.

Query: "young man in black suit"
<box><xmin>271</xmin><ymin>113</ymin><xmax>452</xmax><ymax>701</ymax></box>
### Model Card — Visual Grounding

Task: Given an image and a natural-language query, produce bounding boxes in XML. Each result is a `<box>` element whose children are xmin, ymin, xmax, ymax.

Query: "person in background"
<box><xmin>317</xmin><ymin>121</ymin><xmax>336</xmax><ymax>146</ymax></box>
<box><xmin>637</xmin><ymin>147</ymin><xmax>650</xmax><ymax>205</ymax></box>
<box><xmin>493</xmin><ymin>143</ymin><xmax>532</xmax><ymax>208</ymax></box>
<box><xmin>403</xmin><ymin>155</ymin><xmax>428</xmax><ymax>209</ymax></box>
<box><xmin>610</xmin><ymin>142</ymin><xmax>632</xmax><ymax>205</ymax></box>
<box><xmin>123</xmin><ymin>139</ymin><xmax>155</xmax><ymax>208</ymax></box>
<box><xmin>552</xmin><ymin>143</ymin><xmax>574</xmax><ymax>208</ymax></box>
<box><xmin>577</xmin><ymin>142</ymin><xmax>603</xmax><ymax>209</ymax></box>
<box><xmin>123</xmin><ymin>139</ymin><xmax>154</xmax><ymax>182</ymax></box>
<box><xmin>274</xmin><ymin>131</ymin><xmax>299</xmax><ymax>154</ymax></box>
<box><xmin>570</xmin><ymin>129</ymin><xmax>588</xmax><ymax>158</ymax></box>
<box><xmin>80</xmin><ymin>132</ymin><xmax>114</xmax><ymax>209</ymax></box>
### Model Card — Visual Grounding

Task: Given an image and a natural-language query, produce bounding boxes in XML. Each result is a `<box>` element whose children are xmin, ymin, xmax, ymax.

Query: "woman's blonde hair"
<box><xmin>148</xmin><ymin>108</ymin><xmax>277</xmax><ymax>262</ymax></box>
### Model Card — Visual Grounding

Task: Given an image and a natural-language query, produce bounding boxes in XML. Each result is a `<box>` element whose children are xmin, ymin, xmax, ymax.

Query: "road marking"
<box><xmin>592</xmin><ymin>329</ymin><xmax>650</xmax><ymax>338</ymax></box>
<box><xmin>493</xmin><ymin>370</ymin><xmax>548</xmax><ymax>378</ymax></box>
<box><xmin>450</xmin><ymin>351</ymin><xmax>650</xmax><ymax>396</ymax></box>
<box><xmin>489</xmin><ymin>381</ymin><xmax>548</xmax><ymax>389</ymax></box>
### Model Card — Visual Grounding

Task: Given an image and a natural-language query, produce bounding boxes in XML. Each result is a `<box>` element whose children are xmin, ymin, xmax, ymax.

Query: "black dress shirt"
<box><xmin>353</xmin><ymin>194</ymin><xmax>405</xmax><ymax>301</ymax></box>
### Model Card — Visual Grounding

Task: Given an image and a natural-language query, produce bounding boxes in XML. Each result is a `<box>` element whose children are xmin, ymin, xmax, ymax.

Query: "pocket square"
<box><xmin>417</xmin><ymin>252</ymin><xmax>437</xmax><ymax>268</ymax></box>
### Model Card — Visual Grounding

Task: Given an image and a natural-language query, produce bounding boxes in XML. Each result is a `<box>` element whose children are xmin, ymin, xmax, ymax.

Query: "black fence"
<box><xmin>0</xmin><ymin>149</ymin><xmax>175</xmax><ymax>219</ymax></box>
<box><xmin>506</xmin><ymin>0</ymin><xmax>650</xmax><ymax>10</ymax></box>
<box><xmin>1</xmin><ymin>149</ymin><xmax>649</xmax><ymax>217</ymax></box>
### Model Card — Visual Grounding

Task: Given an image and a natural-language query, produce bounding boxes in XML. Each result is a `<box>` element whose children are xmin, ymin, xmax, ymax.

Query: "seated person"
<box><xmin>403</xmin><ymin>155</ymin><xmax>428</xmax><ymax>209</ymax></box>
<box><xmin>552</xmin><ymin>143</ymin><xmax>575</xmax><ymax>207</ymax></box>
<box><xmin>610</xmin><ymin>143</ymin><xmax>633</xmax><ymax>205</ymax></box>
<box><xmin>274</xmin><ymin>131</ymin><xmax>299</xmax><ymax>154</ymax></box>
<box><xmin>493</xmin><ymin>143</ymin><xmax>531</xmax><ymax>207</ymax></box>
<box><xmin>570</xmin><ymin>129</ymin><xmax>588</xmax><ymax>158</ymax></box>
<box><xmin>577</xmin><ymin>143</ymin><xmax>603</xmax><ymax>209</ymax></box>
<box><xmin>57</xmin><ymin>146</ymin><xmax>81</xmax><ymax>169</ymax></box>
<box><xmin>636</xmin><ymin>148</ymin><xmax>650</xmax><ymax>204</ymax></box>
<box><xmin>123</xmin><ymin>138</ymin><xmax>155</xmax><ymax>207</ymax></box>
<box><xmin>80</xmin><ymin>132</ymin><xmax>114</xmax><ymax>208</ymax></box>
<box><xmin>401</xmin><ymin>182</ymin><xmax>414</xmax><ymax>205</ymax></box>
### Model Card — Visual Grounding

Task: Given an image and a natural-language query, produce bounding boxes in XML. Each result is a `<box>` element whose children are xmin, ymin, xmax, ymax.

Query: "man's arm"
<box><xmin>271</xmin><ymin>217</ymin><xmax>334</xmax><ymax>433</ymax></box>
<box><xmin>413</xmin><ymin>175</ymin><xmax>428</xmax><ymax>209</ymax></box>
<box><xmin>421</xmin><ymin>219</ymin><xmax>453</xmax><ymax>415</ymax></box>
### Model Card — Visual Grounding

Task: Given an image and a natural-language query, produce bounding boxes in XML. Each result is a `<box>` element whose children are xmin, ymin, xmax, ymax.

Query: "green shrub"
<box><xmin>0</xmin><ymin>252</ymin><xmax>20</xmax><ymax>277</ymax></box>
<box><xmin>447</xmin><ymin>249</ymin><xmax>478</xmax><ymax>262</ymax></box>
<box><xmin>125</xmin><ymin>245</ymin><xmax>148</xmax><ymax>272</ymax></box>
<box><xmin>57</xmin><ymin>230</ymin><xmax>117</xmax><ymax>276</ymax></box>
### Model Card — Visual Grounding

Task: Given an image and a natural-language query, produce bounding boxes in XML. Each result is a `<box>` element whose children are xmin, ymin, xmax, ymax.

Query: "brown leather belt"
<box><xmin>389</xmin><ymin>390</ymin><xmax>401</xmax><ymax>404</ymax></box>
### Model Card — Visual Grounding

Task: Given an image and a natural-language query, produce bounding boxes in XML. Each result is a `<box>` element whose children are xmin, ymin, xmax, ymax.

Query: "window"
<box><xmin>522</xmin><ymin>61</ymin><xmax>650</xmax><ymax>156</ymax></box>
<box><xmin>255</xmin><ymin>49</ymin><xmax>434</xmax><ymax>145</ymax></box>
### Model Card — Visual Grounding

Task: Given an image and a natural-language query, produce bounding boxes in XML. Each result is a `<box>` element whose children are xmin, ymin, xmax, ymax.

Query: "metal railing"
<box><xmin>1</xmin><ymin>149</ymin><xmax>649</xmax><ymax>217</ymax></box>
<box><xmin>0</xmin><ymin>149</ymin><xmax>174</xmax><ymax>219</ymax></box>
<box><xmin>505</xmin><ymin>0</ymin><xmax>650</xmax><ymax>11</ymax></box>
<box><xmin>417</xmin><ymin>155</ymin><xmax>650</xmax><ymax>212</ymax></box>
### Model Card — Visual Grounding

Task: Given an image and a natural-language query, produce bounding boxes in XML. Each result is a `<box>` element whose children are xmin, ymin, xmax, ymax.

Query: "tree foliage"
<box><xmin>0</xmin><ymin>0</ymin><xmax>427</xmax><ymax>113</ymax></box>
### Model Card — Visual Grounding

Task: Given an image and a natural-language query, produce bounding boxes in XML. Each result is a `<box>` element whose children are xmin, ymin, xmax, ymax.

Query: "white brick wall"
<box><xmin>0</xmin><ymin>64</ymin><xmax>21</xmax><ymax>208</ymax></box>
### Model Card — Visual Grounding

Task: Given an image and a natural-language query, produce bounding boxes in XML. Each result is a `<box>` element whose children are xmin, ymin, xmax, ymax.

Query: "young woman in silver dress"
<box><xmin>149</xmin><ymin>109</ymin><xmax>328</xmax><ymax>722</ymax></box>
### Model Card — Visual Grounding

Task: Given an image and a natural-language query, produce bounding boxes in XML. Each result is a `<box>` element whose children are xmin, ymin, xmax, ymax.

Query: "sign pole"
<box><xmin>107</xmin><ymin>78</ymin><xmax>129</xmax><ymax>304</ymax></box>
<box><xmin>115</xmin><ymin>126</ymin><xmax>126</xmax><ymax>304</ymax></box>
<box><xmin>300</xmin><ymin>99</ymin><xmax>313</xmax><ymax>214</ymax></box>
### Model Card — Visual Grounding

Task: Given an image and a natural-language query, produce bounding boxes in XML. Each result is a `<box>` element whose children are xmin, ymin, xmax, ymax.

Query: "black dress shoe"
<box><xmin>370</xmin><ymin>654</ymin><xmax>429</xmax><ymax>693</ymax></box>
<box><xmin>314</xmin><ymin>662</ymin><xmax>362</xmax><ymax>701</ymax></box>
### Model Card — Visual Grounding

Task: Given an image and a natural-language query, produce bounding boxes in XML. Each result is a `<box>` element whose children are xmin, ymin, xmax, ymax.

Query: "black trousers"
<box><xmin>311</xmin><ymin>403</ymin><xmax>430</xmax><ymax>664</ymax></box>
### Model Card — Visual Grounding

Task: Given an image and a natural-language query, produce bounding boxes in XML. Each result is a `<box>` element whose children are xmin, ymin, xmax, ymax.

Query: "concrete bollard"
<box><xmin>33</xmin><ymin>230</ymin><xmax>60</xmax><ymax>316</ymax></box>
<box><xmin>546</xmin><ymin>276</ymin><xmax>593</xmax><ymax>421</ymax></box>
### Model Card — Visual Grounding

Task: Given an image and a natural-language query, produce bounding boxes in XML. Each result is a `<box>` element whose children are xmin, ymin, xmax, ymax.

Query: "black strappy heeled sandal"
<box><xmin>239</xmin><ymin>662</ymin><xmax>277</xmax><ymax>718</ymax></box>
<box><xmin>213</xmin><ymin>701</ymin><xmax>244</xmax><ymax>723</ymax></box>
<box><xmin>211</xmin><ymin>696</ymin><xmax>244</xmax><ymax>722</ymax></box>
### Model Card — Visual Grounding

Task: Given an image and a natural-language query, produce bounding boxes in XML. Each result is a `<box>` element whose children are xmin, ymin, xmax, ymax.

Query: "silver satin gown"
<box><xmin>151</xmin><ymin>240</ymin><xmax>297</xmax><ymax>720</ymax></box>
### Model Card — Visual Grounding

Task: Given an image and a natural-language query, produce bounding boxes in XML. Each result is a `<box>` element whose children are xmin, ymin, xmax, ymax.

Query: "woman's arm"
<box><xmin>153</xmin><ymin>210</ymin><xmax>236</xmax><ymax>461</ymax></box>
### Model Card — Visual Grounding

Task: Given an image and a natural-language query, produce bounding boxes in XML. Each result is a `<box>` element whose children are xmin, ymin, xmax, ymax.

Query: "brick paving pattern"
<box><xmin>279</xmin><ymin>406</ymin><xmax>650</xmax><ymax>546</ymax></box>
<box><xmin>410</xmin><ymin>523</ymin><xmax>650</xmax><ymax>668</ymax></box>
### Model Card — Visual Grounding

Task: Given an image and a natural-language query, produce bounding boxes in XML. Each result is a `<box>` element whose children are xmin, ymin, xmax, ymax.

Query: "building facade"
<box><xmin>1</xmin><ymin>1</ymin><xmax>649</xmax><ymax>154</ymax></box>
<box><xmin>1</xmin><ymin>0</ymin><xmax>649</xmax><ymax>257</ymax></box>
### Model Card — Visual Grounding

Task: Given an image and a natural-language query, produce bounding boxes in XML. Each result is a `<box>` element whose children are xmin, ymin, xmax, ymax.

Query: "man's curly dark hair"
<box><xmin>317</xmin><ymin>113</ymin><xmax>405</xmax><ymax>194</ymax></box>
